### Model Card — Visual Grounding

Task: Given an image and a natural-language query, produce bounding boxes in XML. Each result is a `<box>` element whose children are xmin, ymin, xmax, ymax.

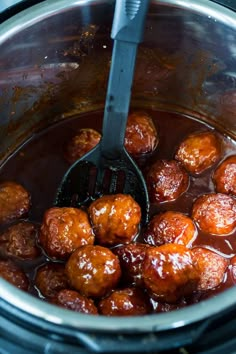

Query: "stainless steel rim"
<box><xmin>0</xmin><ymin>0</ymin><xmax>236</xmax><ymax>333</ymax></box>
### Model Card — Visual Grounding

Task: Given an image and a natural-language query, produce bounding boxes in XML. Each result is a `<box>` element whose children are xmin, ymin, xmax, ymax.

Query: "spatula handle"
<box><xmin>101</xmin><ymin>0</ymin><xmax>150</xmax><ymax>159</ymax></box>
<box><xmin>111</xmin><ymin>0</ymin><xmax>150</xmax><ymax>43</ymax></box>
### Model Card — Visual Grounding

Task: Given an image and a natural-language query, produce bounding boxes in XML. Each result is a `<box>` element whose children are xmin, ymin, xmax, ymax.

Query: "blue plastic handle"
<box><xmin>111</xmin><ymin>0</ymin><xmax>150</xmax><ymax>43</ymax></box>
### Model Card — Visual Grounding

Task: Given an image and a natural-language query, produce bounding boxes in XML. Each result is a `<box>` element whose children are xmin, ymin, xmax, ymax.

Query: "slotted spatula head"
<box><xmin>55</xmin><ymin>0</ymin><xmax>151</xmax><ymax>224</ymax></box>
<box><xmin>55</xmin><ymin>144</ymin><xmax>149</xmax><ymax>224</ymax></box>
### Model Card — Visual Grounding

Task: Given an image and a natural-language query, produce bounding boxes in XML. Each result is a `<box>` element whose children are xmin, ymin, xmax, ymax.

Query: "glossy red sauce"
<box><xmin>0</xmin><ymin>109</ymin><xmax>235</xmax><ymax>306</ymax></box>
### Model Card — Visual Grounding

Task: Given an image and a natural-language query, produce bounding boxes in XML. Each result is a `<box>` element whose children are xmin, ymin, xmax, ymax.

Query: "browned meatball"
<box><xmin>143</xmin><ymin>211</ymin><xmax>197</xmax><ymax>247</ymax></box>
<box><xmin>98</xmin><ymin>287</ymin><xmax>151</xmax><ymax>316</ymax></box>
<box><xmin>0</xmin><ymin>221</ymin><xmax>40</xmax><ymax>259</ymax></box>
<box><xmin>65</xmin><ymin>128</ymin><xmax>101</xmax><ymax>164</ymax></box>
<box><xmin>142</xmin><ymin>244</ymin><xmax>199</xmax><ymax>303</ymax></box>
<box><xmin>0</xmin><ymin>181</ymin><xmax>30</xmax><ymax>224</ymax></box>
<box><xmin>175</xmin><ymin>131</ymin><xmax>221</xmax><ymax>174</ymax></box>
<box><xmin>66</xmin><ymin>245</ymin><xmax>121</xmax><ymax>298</ymax></box>
<box><xmin>212</xmin><ymin>155</ymin><xmax>236</xmax><ymax>196</ymax></box>
<box><xmin>146</xmin><ymin>160</ymin><xmax>189</xmax><ymax>203</ymax></box>
<box><xmin>39</xmin><ymin>207</ymin><xmax>94</xmax><ymax>259</ymax></box>
<box><xmin>52</xmin><ymin>289</ymin><xmax>98</xmax><ymax>314</ymax></box>
<box><xmin>192</xmin><ymin>193</ymin><xmax>236</xmax><ymax>235</ymax></box>
<box><xmin>88</xmin><ymin>194</ymin><xmax>141</xmax><ymax>246</ymax></box>
<box><xmin>124</xmin><ymin>112</ymin><xmax>158</xmax><ymax>156</ymax></box>
<box><xmin>0</xmin><ymin>260</ymin><xmax>29</xmax><ymax>290</ymax></box>
<box><xmin>192</xmin><ymin>247</ymin><xmax>229</xmax><ymax>291</ymax></box>
<box><xmin>35</xmin><ymin>263</ymin><xmax>69</xmax><ymax>298</ymax></box>
<box><xmin>114</xmin><ymin>243</ymin><xmax>150</xmax><ymax>286</ymax></box>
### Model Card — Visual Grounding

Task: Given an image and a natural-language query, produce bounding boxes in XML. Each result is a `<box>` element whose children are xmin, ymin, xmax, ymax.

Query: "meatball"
<box><xmin>192</xmin><ymin>247</ymin><xmax>229</xmax><ymax>291</ymax></box>
<box><xmin>124</xmin><ymin>112</ymin><xmax>158</xmax><ymax>156</ymax></box>
<box><xmin>0</xmin><ymin>260</ymin><xmax>29</xmax><ymax>290</ymax></box>
<box><xmin>53</xmin><ymin>289</ymin><xmax>98</xmax><ymax>314</ymax></box>
<box><xmin>88</xmin><ymin>194</ymin><xmax>141</xmax><ymax>246</ymax></box>
<box><xmin>0</xmin><ymin>181</ymin><xmax>30</xmax><ymax>224</ymax></box>
<box><xmin>39</xmin><ymin>207</ymin><xmax>94</xmax><ymax>259</ymax></box>
<box><xmin>175</xmin><ymin>131</ymin><xmax>221</xmax><ymax>174</ymax></box>
<box><xmin>212</xmin><ymin>155</ymin><xmax>236</xmax><ymax>196</ymax></box>
<box><xmin>146</xmin><ymin>160</ymin><xmax>189</xmax><ymax>203</ymax></box>
<box><xmin>98</xmin><ymin>287</ymin><xmax>151</xmax><ymax>316</ymax></box>
<box><xmin>35</xmin><ymin>263</ymin><xmax>69</xmax><ymax>298</ymax></box>
<box><xmin>114</xmin><ymin>243</ymin><xmax>150</xmax><ymax>286</ymax></box>
<box><xmin>0</xmin><ymin>221</ymin><xmax>40</xmax><ymax>259</ymax></box>
<box><xmin>65</xmin><ymin>128</ymin><xmax>101</xmax><ymax>164</ymax></box>
<box><xmin>143</xmin><ymin>211</ymin><xmax>197</xmax><ymax>247</ymax></box>
<box><xmin>142</xmin><ymin>244</ymin><xmax>199</xmax><ymax>303</ymax></box>
<box><xmin>66</xmin><ymin>245</ymin><xmax>121</xmax><ymax>298</ymax></box>
<box><xmin>192</xmin><ymin>193</ymin><xmax>236</xmax><ymax>235</ymax></box>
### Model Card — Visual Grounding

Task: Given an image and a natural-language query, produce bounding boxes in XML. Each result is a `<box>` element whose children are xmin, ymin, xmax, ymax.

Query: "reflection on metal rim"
<box><xmin>1</xmin><ymin>276</ymin><xmax>236</xmax><ymax>332</ymax></box>
<box><xmin>0</xmin><ymin>0</ymin><xmax>236</xmax><ymax>44</ymax></box>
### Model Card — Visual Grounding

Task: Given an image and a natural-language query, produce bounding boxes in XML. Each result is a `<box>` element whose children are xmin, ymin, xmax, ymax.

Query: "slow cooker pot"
<box><xmin>0</xmin><ymin>0</ymin><xmax>236</xmax><ymax>353</ymax></box>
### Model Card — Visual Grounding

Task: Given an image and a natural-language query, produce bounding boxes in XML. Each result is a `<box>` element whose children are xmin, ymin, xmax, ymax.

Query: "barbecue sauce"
<box><xmin>0</xmin><ymin>109</ymin><xmax>235</xmax><ymax>306</ymax></box>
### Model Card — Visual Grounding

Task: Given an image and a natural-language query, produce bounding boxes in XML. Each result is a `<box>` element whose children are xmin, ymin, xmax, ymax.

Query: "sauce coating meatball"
<box><xmin>65</xmin><ymin>128</ymin><xmax>101</xmax><ymax>164</ymax></box>
<box><xmin>146</xmin><ymin>160</ymin><xmax>189</xmax><ymax>203</ymax></box>
<box><xmin>142</xmin><ymin>244</ymin><xmax>199</xmax><ymax>303</ymax></box>
<box><xmin>35</xmin><ymin>263</ymin><xmax>69</xmax><ymax>298</ymax></box>
<box><xmin>124</xmin><ymin>112</ymin><xmax>158</xmax><ymax>156</ymax></box>
<box><xmin>143</xmin><ymin>211</ymin><xmax>197</xmax><ymax>247</ymax></box>
<box><xmin>39</xmin><ymin>207</ymin><xmax>94</xmax><ymax>259</ymax></box>
<box><xmin>212</xmin><ymin>155</ymin><xmax>236</xmax><ymax>196</ymax></box>
<box><xmin>0</xmin><ymin>221</ymin><xmax>40</xmax><ymax>259</ymax></box>
<box><xmin>88</xmin><ymin>194</ymin><xmax>141</xmax><ymax>246</ymax></box>
<box><xmin>0</xmin><ymin>181</ymin><xmax>31</xmax><ymax>224</ymax></box>
<box><xmin>53</xmin><ymin>289</ymin><xmax>98</xmax><ymax>314</ymax></box>
<box><xmin>114</xmin><ymin>243</ymin><xmax>150</xmax><ymax>286</ymax></box>
<box><xmin>0</xmin><ymin>260</ymin><xmax>29</xmax><ymax>290</ymax></box>
<box><xmin>192</xmin><ymin>193</ymin><xmax>236</xmax><ymax>235</ymax></box>
<box><xmin>175</xmin><ymin>131</ymin><xmax>221</xmax><ymax>174</ymax></box>
<box><xmin>98</xmin><ymin>287</ymin><xmax>151</xmax><ymax>316</ymax></box>
<box><xmin>192</xmin><ymin>247</ymin><xmax>229</xmax><ymax>291</ymax></box>
<box><xmin>66</xmin><ymin>245</ymin><xmax>121</xmax><ymax>298</ymax></box>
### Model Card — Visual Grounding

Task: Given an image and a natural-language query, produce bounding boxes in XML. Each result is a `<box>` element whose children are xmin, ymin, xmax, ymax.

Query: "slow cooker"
<box><xmin>0</xmin><ymin>0</ymin><xmax>236</xmax><ymax>353</ymax></box>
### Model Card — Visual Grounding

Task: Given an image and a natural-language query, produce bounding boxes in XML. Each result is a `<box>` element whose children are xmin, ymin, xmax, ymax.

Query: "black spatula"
<box><xmin>55</xmin><ymin>0</ymin><xmax>150</xmax><ymax>224</ymax></box>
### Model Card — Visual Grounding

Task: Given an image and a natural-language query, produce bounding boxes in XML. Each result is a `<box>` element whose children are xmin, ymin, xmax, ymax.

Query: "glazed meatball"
<box><xmin>88</xmin><ymin>194</ymin><xmax>141</xmax><ymax>246</ymax></box>
<box><xmin>175</xmin><ymin>131</ymin><xmax>221</xmax><ymax>174</ymax></box>
<box><xmin>146</xmin><ymin>160</ymin><xmax>189</xmax><ymax>203</ymax></box>
<box><xmin>0</xmin><ymin>260</ymin><xmax>29</xmax><ymax>290</ymax></box>
<box><xmin>98</xmin><ymin>287</ymin><xmax>151</xmax><ymax>316</ymax></box>
<box><xmin>192</xmin><ymin>193</ymin><xmax>236</xmax><ymax>235</ymax></box>
<box><xmin>212</xmin><ymin>155</ymin><xmax>236</xmax><ymax>196</ymax></box>
<box><xmin>39</xmin><ymin>207</ymin><xmax>94</xmax><ymax>259</ymax></box>
<box><xmin>65</xmin><ymin>128</ymin><xmax>101</xmax><ymax>164</ymax></box>
<box><xmin>53</xmin><ymin>289</ymin><xmax>98</xmax><ymax>314</ymax></box>
<box><xmin>142</xmin><ymin>244</ymin><xmax>199</xmax><ymax>303</ymax></box>
<box><xmin>66</xmin><ymin>245</ymin><xmax>121</xmax><ymax>298</ymax></box>
<box><xmin>124</xmin><ymin>112</ymin><xmax>158</xmax><ymax>156</ymax></box>
<box><xmin>192</xmin><ymin>247</ymin><xmax>229</xmax><ymax>291</ymax></box>
<box><xmin>35</xmin><ymin>263</ymin><xmax>69</xmax><ymax>298</ymax></box>
<box><xmin>114</xmin><ymin>243</ymin><xmax>150</xmax><ymax>286</ymax></box>
<box><xmin>0</xmin><ymin>181</ymin><xmax>30</xmax><ymax>224</ymax></box>
<box><xmin>143</xmin><ymin>211</ymin><xmax>197</xmax><ymax>247</ymax></box>
<box><xmin>0</xmin><ymin>221</ymin><xmax>40</xmax><ymax>259</ymax></box>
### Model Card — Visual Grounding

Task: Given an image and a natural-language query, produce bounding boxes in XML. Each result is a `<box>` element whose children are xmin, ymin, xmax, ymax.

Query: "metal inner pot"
<box><xmin>0</xmin><ymin>0</ymin><xmax>236</xmax><ymax>352</ymax></box>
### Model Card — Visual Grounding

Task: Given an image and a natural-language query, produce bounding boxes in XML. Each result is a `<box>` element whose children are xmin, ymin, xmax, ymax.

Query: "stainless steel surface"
<box><xmin>0</xmin><ymin>0</ymin><xmax>235</xmax><ymax>335</ymax></box>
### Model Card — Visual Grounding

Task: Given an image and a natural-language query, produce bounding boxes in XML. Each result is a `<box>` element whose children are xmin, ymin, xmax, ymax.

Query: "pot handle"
<box><xmin>74</xmin><ymin>319</ymin><xmax>210</xmax><ymax>353</ymax></box>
